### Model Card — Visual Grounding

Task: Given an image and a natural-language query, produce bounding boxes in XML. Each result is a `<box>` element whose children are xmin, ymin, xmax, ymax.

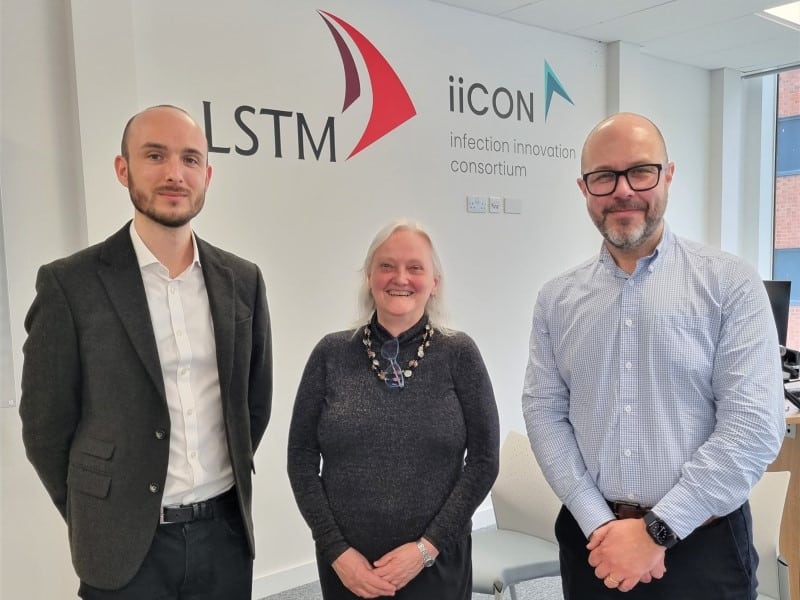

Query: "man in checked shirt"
<box><xmin>523</xmin><ymin>112</ymin><xmax>785</xmax><ymax>599</ymax></box>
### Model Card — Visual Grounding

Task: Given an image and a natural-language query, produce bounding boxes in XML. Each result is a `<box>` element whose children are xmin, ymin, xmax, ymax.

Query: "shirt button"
<box><xmin>186</xmin><ymin>408</ymin><xmax>194</xmax><ymax>416</ymax></box>
<box><xmin>149</xmin><ymin>483</ymin><xmax>160</xmax><ymax>493</ymax></box>
<box><xmin>627</xmin><ymin>494</ymin><xmax>636</xmax><ymax>501</ymax></box>
<box><xmin>190</xmin><ymin>451</ymin><xmax>197</xmax><ymax>459</ymax></box>
<box><xmin>624</xmin><ymin>449</ymin><xmax>632</xmax><ymax>457</ymax></box>
<box><xmin>624</xmin><ymin>405</ymin><xmax>632</xmax><ymax>413</ymax></box>
<box><xmin>648</xmin><ymin>265</ymin><xmax>654</xmax><ymax>272</ymax></box>
<box><xmin>625</xmin><ymin>319</ymin><xmax>633</xmax><ymax>327</ymax></box>
<box><xmin>154</xmin><ymin>429</ymin><xmax>167</xmax><ymax>440</ymax></box>
<box><xmin>176</xmin><ymin>330</ymin><xmax>183</xmax><ymax>337</ymax></box>
<box><xmin>625</xmin><ymin>361</ymin><xmax>632</xmax><ymax>369</ymax></box>
<box><xmin>180</xmin><ymin>368</ymin><xmax>188</xmax><ymax>376</ymax></box>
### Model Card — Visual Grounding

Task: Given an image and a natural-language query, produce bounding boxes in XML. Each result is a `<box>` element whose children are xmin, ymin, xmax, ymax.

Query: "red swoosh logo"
<box><xmin>319</xmin><ymin>11</ymin><xmax>417</xmax><ymax>159</ymax></box>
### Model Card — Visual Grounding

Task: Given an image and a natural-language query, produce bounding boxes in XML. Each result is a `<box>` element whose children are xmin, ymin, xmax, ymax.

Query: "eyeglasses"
<box><xmin>582</xmin><ymin>163</ymin><xmax>663</xmax><ymax>197</ymax></box>
<box><xmin>380</xmin><ymin>337</ymin><xmax>405</xmax><ymax>389</ymax></box>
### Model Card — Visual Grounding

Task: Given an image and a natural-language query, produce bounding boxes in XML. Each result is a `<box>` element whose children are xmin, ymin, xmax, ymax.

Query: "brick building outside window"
<box><xmin>776</xmin><ymin>69</ymin><xmax>800</xmax><ymax>351</ymax></box>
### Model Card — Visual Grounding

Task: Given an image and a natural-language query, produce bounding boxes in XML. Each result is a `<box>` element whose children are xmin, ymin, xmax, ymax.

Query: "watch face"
<box><xmin>649</xmin><ymin>521</ymin><xmax>669</xmax><ymax>543</ymax></box>
<box><xmin>646</xmin><ymin>515</ymin><xmax>677</xmax><ymax>548</ymax></box>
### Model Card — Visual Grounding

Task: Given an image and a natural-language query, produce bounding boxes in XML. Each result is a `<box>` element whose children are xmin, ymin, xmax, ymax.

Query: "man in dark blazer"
<box><xmin>20</xmin><ymin>105</ymin><xmax>272</xmax><ymax>599</ymax></box>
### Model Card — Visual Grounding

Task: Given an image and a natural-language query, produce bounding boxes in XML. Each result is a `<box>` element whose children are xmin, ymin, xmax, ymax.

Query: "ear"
<box><xmin>205</xmin><ymin>164</ymin><xmax>213</xmax><ymax>190</ymax></box>
<box><xmin>663</xmin><ymin>161</ymin><xmax>675</xmax><ymax>188</ymax></box>
<box><xmin>114</xmin><ymin>155</ymin><xmax>129</xmax><ymax>188</ymax></box>
<box><xmin>577</xmin><ymin>177</ymin><xmax>590</xmax><ymax>199</ymax></box>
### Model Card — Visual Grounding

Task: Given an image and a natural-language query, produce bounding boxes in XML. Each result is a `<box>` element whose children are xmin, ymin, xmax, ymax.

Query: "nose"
<box><xmin>614</xmin><ymin>173</ymin><xmax>635</xmax><ymax>197</ymax></box>
<box><xmin>394</xmin><ymin>268</ymin><xmax>410</xmax><ymax>283</ymax></box>
<box><xmin>164</xmin><ymin>156</ymin><xmax>184</xmax><ymax>183</ymax></box>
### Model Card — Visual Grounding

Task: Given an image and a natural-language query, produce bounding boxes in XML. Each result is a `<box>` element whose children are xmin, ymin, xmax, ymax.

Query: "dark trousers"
<box><xmin>555</xmin><ymin>503</ymin><xmax>758</xmax><ymax>600</ymax></box>
<box><xmin>78</xmin><ymin>490</ymin><xmax>252</xmax><ymax>600</ymax></box>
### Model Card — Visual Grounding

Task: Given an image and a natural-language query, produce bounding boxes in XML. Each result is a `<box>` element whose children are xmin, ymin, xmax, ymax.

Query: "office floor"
<box><xmin>261</xmin><ymin>576</ymin><xmax>564</xmax><ymax>600</ymax></box>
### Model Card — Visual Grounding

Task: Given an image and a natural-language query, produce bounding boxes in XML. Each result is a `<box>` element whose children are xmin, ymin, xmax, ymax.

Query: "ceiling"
<box><xmin>429</xmin><ymin>0</ymin><xmax>800</xmax><ymax>75</ymax></box>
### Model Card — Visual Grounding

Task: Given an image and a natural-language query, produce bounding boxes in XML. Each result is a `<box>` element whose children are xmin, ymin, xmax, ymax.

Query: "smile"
<box><xmin>387</xmin><ymin>290</ymin><xmax>412</xmax><ymax>296</ymax></box>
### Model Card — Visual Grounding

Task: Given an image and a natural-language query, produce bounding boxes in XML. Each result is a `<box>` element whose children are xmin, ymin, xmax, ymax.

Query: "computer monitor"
<box><xmin>764</xmin><ymin>280</ymin><xmax>791</xmax><ymax>347</ymax></box>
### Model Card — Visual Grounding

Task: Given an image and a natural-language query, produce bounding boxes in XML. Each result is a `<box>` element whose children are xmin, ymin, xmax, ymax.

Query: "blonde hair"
<box><xmin>354</xmin><ymin>219</ymin><xmax>450</xmax><ymax>333</ymax></box>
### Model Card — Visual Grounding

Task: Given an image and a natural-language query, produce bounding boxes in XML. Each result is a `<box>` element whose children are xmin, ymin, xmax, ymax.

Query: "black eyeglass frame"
<box><xmin>581</xmin><ymin>163</ymin><xmax>663</xmax><ymax>197</ymax></box>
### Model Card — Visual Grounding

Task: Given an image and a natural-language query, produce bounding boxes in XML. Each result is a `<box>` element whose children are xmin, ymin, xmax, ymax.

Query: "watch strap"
<box><xmin>643</xmin><ymin>511</ymin><xmax>678</xmax><ymax>549</ymax></box>
<box><xmin>416</xmin><ymin>539</ymin><xmax>435</xmax><ymax>567</ymax></box>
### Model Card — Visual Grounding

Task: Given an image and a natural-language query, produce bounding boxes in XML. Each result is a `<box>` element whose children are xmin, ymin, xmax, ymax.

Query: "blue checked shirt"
<box><xmin>522</xmin><ymin>223</ymin><xmax>785</xmax><ymax>540</ymax></box>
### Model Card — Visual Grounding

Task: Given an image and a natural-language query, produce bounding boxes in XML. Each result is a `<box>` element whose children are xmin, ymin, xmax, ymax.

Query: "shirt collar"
<box><xmin>128</xmin><ymin>221</ymin><xmax>201</xmax><ymax>271</ymax></box>
<box><xmin>598</xmin><ymin>221</ymin><xmax>674</xmax><ymax>274</ymax></box>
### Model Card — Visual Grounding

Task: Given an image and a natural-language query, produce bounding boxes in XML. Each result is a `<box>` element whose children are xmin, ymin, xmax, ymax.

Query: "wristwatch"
<box><xmin>416</xmin><ymin>539</ymin><xmax>435</xmax><ymax>568</ymax></box>
<box><xmin>643</xmin><ymin>511</ymin><xmax>678</xmax><ymax>549</ymax></box>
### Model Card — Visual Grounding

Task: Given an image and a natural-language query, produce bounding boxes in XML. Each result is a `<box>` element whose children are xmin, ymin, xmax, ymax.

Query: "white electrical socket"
<box><xmin>466</xmin><ymin>196</ymin><xmax>488</xmax><ymax>213</ymax></box>
<box><xmin>488</xmin><ymin>196</ymin><xmax>502</xmax><ymax>213</ymax></box>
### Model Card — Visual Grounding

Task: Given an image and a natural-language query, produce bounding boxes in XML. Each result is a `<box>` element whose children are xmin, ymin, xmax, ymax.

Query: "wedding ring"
<box><xmin>606</xmin><ymin>576</ymin><xmax>620</xmax><ymax>586</ymax></box>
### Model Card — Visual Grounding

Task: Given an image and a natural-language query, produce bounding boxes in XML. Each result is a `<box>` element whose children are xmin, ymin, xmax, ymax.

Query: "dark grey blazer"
<box><xmin>19</xmin><ymin>222</ymin><xmax>272</xmax><ymax>590</ymax></box>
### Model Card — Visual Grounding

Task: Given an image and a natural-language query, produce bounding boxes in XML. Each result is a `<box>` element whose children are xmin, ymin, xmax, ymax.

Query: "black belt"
<box><xmin>160</xmin><ymin>487</ymin><xmax>237</xmax><ymax>525</ymax></box>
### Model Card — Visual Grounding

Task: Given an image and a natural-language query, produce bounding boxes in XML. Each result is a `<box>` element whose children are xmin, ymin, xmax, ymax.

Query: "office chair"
<box><xmin>752</xmin><ymin>470</ymin><xmax>791</xmax><ymax>600</ymax></box>
<box><xmin>472</xmin><ymin>431</ymin><xmax>561</xmax><ymax>599</ymax></box>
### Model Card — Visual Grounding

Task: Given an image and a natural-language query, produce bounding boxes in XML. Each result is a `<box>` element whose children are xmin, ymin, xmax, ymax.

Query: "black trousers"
<box><xmin>555</xmin><ymin>503</ymin><xmax>758</xmax><ymax>600</ymax></box>
<box><xmin>317</xmin><ymin>535</ymin><xmax>472</xmax><ymax>600</ymax></box>
<box><xmin>78</xmin><ymin>490</ymin><xmax>252</xmax><ymax>600</ymax></box>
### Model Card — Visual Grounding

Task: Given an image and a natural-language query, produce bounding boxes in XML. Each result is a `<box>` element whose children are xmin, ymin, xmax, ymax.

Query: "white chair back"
<box><xmin>751</xmin><ymin>470</ymin><xmax>790</xmax><ymax>600</ymax></box>
<box><xmin>491</xmin><ymin>431</ymin><xmax>562</xmax><ymax>544</ymax></box>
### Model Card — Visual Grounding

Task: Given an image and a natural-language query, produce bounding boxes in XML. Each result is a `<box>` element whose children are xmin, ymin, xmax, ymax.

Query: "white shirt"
<box><xmin>130</xmin><ymin>223</ymin><xmax>234</xmax><ymax>506</ymax></box>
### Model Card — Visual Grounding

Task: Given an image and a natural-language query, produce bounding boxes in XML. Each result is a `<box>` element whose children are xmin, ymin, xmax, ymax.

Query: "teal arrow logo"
<box><xmin>544</xmin><ymin>60</ymin><xmax>574</xmax><ymax>121</ymax></box>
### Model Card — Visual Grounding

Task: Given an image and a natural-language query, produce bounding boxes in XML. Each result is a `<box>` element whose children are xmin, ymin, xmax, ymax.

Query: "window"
<box><xmin>774</xmin><ymin>69</ymin><xmax>800</xmax><ymax>350</ymax></box>
<box><xmin>777</xmin><ymin>116</ymin><xmax>800</xmax><ymax>175</ymax></box>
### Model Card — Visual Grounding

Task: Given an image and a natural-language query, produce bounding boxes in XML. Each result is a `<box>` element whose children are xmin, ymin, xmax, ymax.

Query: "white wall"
<box><xmin>1</xmin><ymin>0</ymin><xmax>87</xmax><ymax>598</ymax></box>
<box><xmin>1</xmin><ymin>0</ymin><xmax>726</xmax><ymax>598</ymax></box>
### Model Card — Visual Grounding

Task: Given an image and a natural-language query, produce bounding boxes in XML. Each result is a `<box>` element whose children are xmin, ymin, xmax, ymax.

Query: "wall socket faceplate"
<box><xmin>466</xmin><ymin>195</ymin><xmax>488</xmax><ymax>213</ymax></box>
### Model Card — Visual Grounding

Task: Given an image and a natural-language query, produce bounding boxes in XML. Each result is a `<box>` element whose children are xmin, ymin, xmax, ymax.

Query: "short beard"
<box><xmin>128</xmin><ymin>175</ymin><xmax>203</xmax><ymax>228</ymax></box>
<box><xmin>593</xmin><ymin>200</ymin><xmax>664</xmax><ymax>251</ymax></box>
<box><xmin>601</xmin><ymin>217</ymin><xmax>659</xmax><ymax>250</ymax></box>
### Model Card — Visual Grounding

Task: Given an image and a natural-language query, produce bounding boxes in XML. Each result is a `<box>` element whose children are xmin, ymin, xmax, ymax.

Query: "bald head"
<box><xmin>580</xmin><ymin>112</ymin><xmax>668</xmax><ymax>173</ymax></box>
<box><xmin>120</xmin><ymin>105</ymin><xmax>205</xmax><ymax>159</ymax></box>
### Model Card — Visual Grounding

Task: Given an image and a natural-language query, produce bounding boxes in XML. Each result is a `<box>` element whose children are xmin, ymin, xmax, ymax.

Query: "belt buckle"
<box><xmin>159</xmin><ymin>505</ymin><xmax>179</xmax><ymax>525</ymax></box>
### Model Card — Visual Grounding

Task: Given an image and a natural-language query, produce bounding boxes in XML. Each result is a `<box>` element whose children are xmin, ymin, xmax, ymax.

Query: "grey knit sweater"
<box><xmin>287</xmin><ymin>316</ymin><xmax>500</xmax><ymax>565</ymax></box>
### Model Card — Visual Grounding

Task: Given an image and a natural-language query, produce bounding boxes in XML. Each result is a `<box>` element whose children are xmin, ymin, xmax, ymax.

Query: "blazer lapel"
<box><xmin>198</xmin><ymin>239</ymin><xmax>235</xmax><ymax>402</ymax></box>
<box><xmin>97</xmin><ymin>224</ymin><xmax>166</xmax><ymax>400</ymax></box>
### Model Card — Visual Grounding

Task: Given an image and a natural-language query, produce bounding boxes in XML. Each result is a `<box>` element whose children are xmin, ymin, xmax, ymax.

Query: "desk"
<box><xmin>768</xmin><ymin>413</ymin><xmax>800</xmax><ymax>600</ymax></box>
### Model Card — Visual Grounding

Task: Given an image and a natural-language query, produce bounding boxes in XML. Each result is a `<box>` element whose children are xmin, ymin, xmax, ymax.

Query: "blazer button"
<box><xmin>155</xmin><ymin>429</ymin><xmax>167</xmax><ymax>440</ymax></box>
<box><xmin>149</xmin><ymin>483</ymin><xmax>160</xmax><ymax>493</ymax></box>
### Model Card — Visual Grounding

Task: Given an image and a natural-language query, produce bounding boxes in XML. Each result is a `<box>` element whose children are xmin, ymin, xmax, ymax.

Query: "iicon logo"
<box><xmin>543</xmin><ymin>60</ymin><xmax>573</xmax><ymax>121</ymax></box>
<box><xmin>447</xmin><ymin>60</ymin><xmax>573</xmax><ymax>123</ymax></box>
<box><xmin>202</xmin><ymin>11</ymin><xmax>416</xmax><ymax>162</ymax></box>
<box><xmin>318</xmin><ymin>11</ymin><xmax>416</xmax><ymax>159</ymax></box>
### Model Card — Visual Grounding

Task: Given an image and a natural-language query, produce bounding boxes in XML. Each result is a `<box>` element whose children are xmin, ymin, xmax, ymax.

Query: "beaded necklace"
<box><xmin>362</xmin><ymin>323</ymin><xmax>434</xmax><ymax>383</ymax></box>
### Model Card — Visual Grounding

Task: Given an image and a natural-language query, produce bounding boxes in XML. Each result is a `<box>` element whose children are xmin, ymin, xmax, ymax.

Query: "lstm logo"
<box><xmin>318</xmin><ymin>11</ymin><xmax>416</xmax><ymax>158</ymax></box>
<box><xmin>202</xmin><ymin>11</ymin><xmax>416</xmax><ymax>162</ymax></box>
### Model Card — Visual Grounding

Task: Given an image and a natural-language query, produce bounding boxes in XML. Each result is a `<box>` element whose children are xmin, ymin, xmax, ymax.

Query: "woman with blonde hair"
<box><xmin>288</xmin><ymin>219</ymin><xmax>499</xmax><ymax>599</ymax></box>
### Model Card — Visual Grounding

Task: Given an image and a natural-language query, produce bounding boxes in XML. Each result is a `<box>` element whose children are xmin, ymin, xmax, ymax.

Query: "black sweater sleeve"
<box><xmin>422</xmin><ymin>334</ymin><xmax>500</xmax><ymax>551</ymax></box>
<box><xmin>286</xmin><ymin>335</ymin><xmax>351</xmax><ymax>564</ymax></box>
